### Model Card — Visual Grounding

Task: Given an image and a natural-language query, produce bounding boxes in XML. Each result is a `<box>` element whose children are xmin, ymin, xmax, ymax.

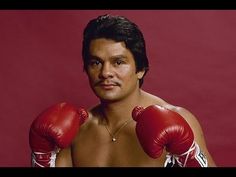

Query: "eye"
<box><xmin>116</xmin><ymin>60</ymin><xmax>123</xmax><ymax>65</ymax></box>
<box><xmin>89</xmin><ymin>59</ymin><xmax>101</xmax><ymax>66</ymax></box>
<box><xmin>114</xmin><ymin>58</ymin><xmax>125</xmax><ymax>65</ymax></box>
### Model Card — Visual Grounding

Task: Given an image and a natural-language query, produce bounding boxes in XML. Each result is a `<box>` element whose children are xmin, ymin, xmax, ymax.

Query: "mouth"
<box><xmin>99</xmin><ymin>83</ymin><xmax>118</xmax><ymax>90</ymax></box>
<box><xmin>95</xmin><ymin>81</ymin><xmax>120</xmax><ymax>90</ymax></box>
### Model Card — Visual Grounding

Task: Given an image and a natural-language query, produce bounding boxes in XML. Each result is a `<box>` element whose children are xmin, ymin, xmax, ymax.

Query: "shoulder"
<box><xmin>139</xmin><ymin>90</ymin><xmax>168</xmax><ymax>107</ymax></box>
<box><xmin>141</xmin><ymin>90</ymin><xmax>201</xmax><ymax>130</ymax></box>
<box><xmin>82</xmin><ymin>104</ymin><xmax>101</xmax><ymax>126</ymax></box>
<box><xmin>163</xmin><ymin>104</ymin><xmax>196</xmax><ymax>123</ymax></box>
<box><xmin>162</xmin><ymin>103</ymin><xmax>204</xmax><ymax>138</ymax></box>
<box><xmin>141</xmin><ymin>90</ymin><xmax>205</xmax><ymax>140</ymax></box>
<box><xmin>75</xmin><ymin>104</ymin><xmax>102</xmax><ymax>137</ymax></box>
<box><xmin>169</xmin><ymin>106</ymin><xmax>204</xmax><ymax>136</ymax></box>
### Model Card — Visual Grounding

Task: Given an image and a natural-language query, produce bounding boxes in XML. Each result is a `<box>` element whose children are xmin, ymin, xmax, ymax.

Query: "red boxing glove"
<box><xmin>132</xmin><ymin>105</ymin><xmax>208</xmax><ymax>167</ymax></box>
<box><xmin>29</xmin><ymin>102</ymin><xmax>88</xmax><ymax>167</ymax></box>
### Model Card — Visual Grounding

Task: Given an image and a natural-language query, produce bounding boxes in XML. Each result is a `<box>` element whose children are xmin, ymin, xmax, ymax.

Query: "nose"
<box><xmin>99</xmin><ymin>62</ymin><xmax>114</xmax><ymax>79</ymax></box>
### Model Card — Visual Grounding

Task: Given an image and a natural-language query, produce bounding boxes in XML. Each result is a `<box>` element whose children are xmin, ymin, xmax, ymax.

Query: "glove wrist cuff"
<box><xmin>31</xmin><ymin>149</ymin><xmax>60</xmax><ymax>167</ymax></box>
<box><xmin>164</xmin><ymin>142</ymin><xmax>208</xmax><ymax>167</ymax></box>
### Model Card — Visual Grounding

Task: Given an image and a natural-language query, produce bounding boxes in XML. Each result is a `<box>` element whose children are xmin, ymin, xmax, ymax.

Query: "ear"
<box><xmin>137</xmin><ymin>70</ymin><xmax>145</xmax><ymax>80</ymax></box>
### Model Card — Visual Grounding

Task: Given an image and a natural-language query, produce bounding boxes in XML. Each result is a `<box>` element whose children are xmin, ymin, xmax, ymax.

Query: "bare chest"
<box><xmin>71</xmin><ymin>123</ymin><xmax>166</xmax><ymax>167</ymax></box>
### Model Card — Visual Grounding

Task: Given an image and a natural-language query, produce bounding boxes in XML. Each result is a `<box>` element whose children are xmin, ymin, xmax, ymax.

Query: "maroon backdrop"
<box><xmin>0</xmin><ymin>10</ymin><xmax>235</xmax><ymax>167</ymax></box>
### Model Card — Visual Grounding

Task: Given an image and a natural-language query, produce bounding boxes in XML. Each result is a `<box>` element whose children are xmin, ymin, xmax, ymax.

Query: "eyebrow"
<box><xmin>88</xmin><ymin>55</ymin><xmax>102</xmax><ymax>61</ymax></box>
<box><xmin>110</xmin><ymin>55</ymin><xmax>127</xmax><ymax>60</ymax></box>
<box><xmin>89</xmin><ymin>54</ymin><xmax>128</xmax><ymax>61</ymax></box>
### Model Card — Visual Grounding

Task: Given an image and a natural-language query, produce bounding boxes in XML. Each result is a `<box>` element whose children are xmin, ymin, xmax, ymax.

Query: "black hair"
<box><xmin>82</xmin><ymin>14</ymin><xmax>149</xmax><ymax>87</ymax></box>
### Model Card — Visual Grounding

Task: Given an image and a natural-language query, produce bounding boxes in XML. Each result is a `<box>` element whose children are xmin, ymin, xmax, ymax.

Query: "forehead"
<box><xmin>89</xmin><ymin>38</ymin><xmax>131</xmax><ymax>57</ymax></box>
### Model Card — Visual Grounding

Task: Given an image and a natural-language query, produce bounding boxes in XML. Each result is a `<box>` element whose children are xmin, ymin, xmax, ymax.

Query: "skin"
<box><xmin>55</xmin><ymin>38</ymin><xmax>216</xmax><ymax>167</ymax></box>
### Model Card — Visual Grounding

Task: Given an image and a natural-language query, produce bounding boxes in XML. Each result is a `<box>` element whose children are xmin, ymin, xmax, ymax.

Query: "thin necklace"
<box><xmin>104</xmin><ymin>119</ymin><xmax>133</xmax><ymax>142</ymax></box>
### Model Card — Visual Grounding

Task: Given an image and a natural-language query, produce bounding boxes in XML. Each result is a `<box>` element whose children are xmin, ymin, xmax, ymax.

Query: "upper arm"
<box><xmin>55</xmin><ymin>147</ymin><xmax>73</xmax><ymax>167</ymax></box>
<box><xmin>172</xmin><ymin>106</ymin><xmax>216</xmax><ymax>167</ymax></box>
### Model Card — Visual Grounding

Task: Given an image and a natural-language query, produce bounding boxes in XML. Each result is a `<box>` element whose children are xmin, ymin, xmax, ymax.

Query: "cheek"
<box><xmin>117</xmin><ymin>65</ymin><xmax>137</xmax><ymax>80</ymax></box>
<box><xmin>87</xmin><ymin>70</ymin><xmax>98</xmax><ymax>83</ymax></box>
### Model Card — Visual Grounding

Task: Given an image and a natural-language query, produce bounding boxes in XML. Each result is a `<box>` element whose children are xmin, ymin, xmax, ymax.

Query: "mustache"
<box><xmin>94</xmin><ymin>80</ymin><xmax>121</xmax><ymax>87</ymax></box>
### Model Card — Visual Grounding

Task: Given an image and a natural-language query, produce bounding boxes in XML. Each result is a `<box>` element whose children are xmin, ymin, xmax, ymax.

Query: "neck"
<box><xmin>99</xmin><ymin>89</ymin><xmax>143</xmax><ymax>128</ymax></box>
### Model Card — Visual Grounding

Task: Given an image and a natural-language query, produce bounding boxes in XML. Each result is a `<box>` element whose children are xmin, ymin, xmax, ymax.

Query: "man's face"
<box><xmin>86</xmin><ymin>38</ymin><xmax>144</xmax><ymax>102</ymax></box>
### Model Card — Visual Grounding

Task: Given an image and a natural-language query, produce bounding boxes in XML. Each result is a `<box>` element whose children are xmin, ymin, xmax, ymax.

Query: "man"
<box><xmin>29</xmin><ymin>14</ymin><xmax>216</xmax><ymax>167</ymax></box>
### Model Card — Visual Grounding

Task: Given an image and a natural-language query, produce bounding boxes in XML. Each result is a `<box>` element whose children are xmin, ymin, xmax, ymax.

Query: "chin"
<box><xmin>95</xmin><ymin>93</ymin><xmax>122</xmax><ymax>102</ymax></box>
<box><xmin>98</xmin><ymin>95</ymin><xmax>120</xmax><ymax>102</ymax></box>
<box><xmin>93</xmin><ymin>88</ymin><xmax>119</xmax><ymax>100</ymax></box>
